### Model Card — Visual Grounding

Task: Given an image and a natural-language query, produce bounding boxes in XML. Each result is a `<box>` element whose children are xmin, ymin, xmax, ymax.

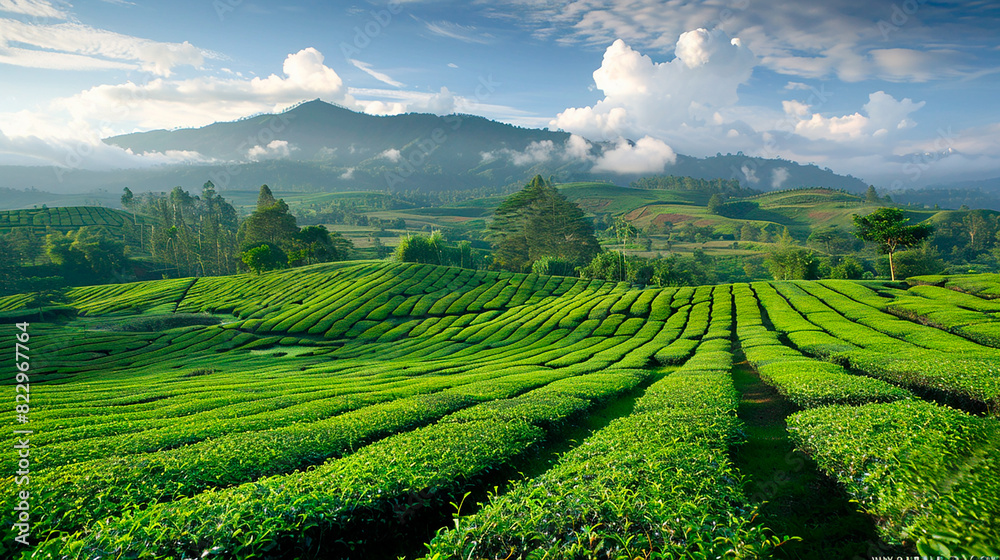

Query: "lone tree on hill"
<box><xmin>853</xmin><ymin>207</ymin><xmax>933</xmax><ymax>281</ymax></box>
<box><xmin>238</xmin><ymin>185</ymin><xmax>298</xmax><ymax>250</ymax></box>
<box><xmin>490</xmin><ymin>175</ymin><xmax>599</xmax><ymax>272</ymax></box>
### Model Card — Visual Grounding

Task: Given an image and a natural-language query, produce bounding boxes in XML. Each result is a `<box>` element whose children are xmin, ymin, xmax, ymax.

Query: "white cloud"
<box><xmin>771</xmin><ymin>167</ymin><xmax>789</xmax><ymax>188</ymax></box>
<box><xmin>47</xmin><ymin>48</ymin><xmax>356</xmax><ymax>131</ymax></box>
<box><xmin>380</xmin><ymin>148</ymin><xmax>402</xmax><ymax>162</ymax></box>
<box><xmin>593</xmin><ymin>136</ymin><xmax>676</xmax><ymax>174</ymax></box>
<box><xmin>564</xmin><ymin>134</ymin><xmax>594</xmax><ymax>161</ymax></box>
<box><xmin>489</xmin><ymin>0</ymin><xmax>994</xmax><ymax>83</ymax></box>
<box><xmin>740</xmin><ymin>164</ymin><xmax>759</xmax><ymax>184</ymax></box>
<box><xmin>863</xmin><ymin>90</ymin><xmax>924</xmax><ymax>133</ymax></box>
<box><xmin>781</xmin><ymin>100</ymin><xmax>810</xmax><ymax>118</ymax></box>
<box><xmin>0</xmin><ymin>0</ymin><xmax>66</xmax><ymax>18</ymax></box>
<box><xmin>246</xmin><ymin>139</ymin><xmax>295</xmax><ymax>161</ymax></box>
<box><xmin>0</xmin><ymin>46</ymin><xmax>486</xmax><ymax>170</ymax></box>
<box><xmin>0</xmin><ymin>18</ymin><xmax>206</xmax><ymax>76</ymax></box>
<box><xmin>408</xmin><ymin>87</ymin><xmax>456</xmax><ymax>115</ymax></box>
<box><xmin>0</xmin><ymin>128</ymin><xmax>212</xmax><ymax>169</ymax></box>
<box><xmin>349</xmin><ymin>59</ymin><xmax>404</xmax><ymax>88</ymax></box>
<box><xmin>790</xmin><ymin>91</ymin><xmax>924</xmax><ymax>142</ymax></box>
<box><xmin>482</xmin><ymin>135</ymin><xmax>597</xmax><ymax>167</ymax></box>
<box><xmin>551</xmin><ymin>31</ymin><xmax>755</xmax><ymax>140</ymax></box>
<box><xmin>340</xmin><ymin>167</ymin><xmax>355</xmax><ymax>180</ymax></box>
<box><xmin>420</xmin><ymin>18</ymin><xmax>493</xmax><ymax>44</ymax></box>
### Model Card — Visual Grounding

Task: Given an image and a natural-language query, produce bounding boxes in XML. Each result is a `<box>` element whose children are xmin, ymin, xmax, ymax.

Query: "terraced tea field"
<box><xmin>0</xmin><ymin>206</ymin><xmax>144</xmax><ymax>234</ymax></box>
<box><xmin>2</xmin><ymin>263</ymin><xmax>998</xmax><ymax>558</ymax></box>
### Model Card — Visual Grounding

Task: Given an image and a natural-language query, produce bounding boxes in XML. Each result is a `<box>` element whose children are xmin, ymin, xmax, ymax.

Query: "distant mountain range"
<box><xmin>3</xmin><ymin>99</ymin><xmax>871</xmax><ymax>195</ymax></box>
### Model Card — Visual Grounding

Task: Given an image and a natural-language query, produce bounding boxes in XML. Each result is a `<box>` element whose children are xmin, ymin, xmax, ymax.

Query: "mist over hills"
<box><xmin>4</xmin><ymin>100</ymin><xmax>870</xmax><ymax>196</ymax></box>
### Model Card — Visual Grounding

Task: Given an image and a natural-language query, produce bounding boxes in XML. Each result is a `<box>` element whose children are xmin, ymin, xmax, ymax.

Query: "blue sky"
<box><xmin>1</xmin><ymin>0</ymin><xmax>999</xmax><ymax>187</ymax></box>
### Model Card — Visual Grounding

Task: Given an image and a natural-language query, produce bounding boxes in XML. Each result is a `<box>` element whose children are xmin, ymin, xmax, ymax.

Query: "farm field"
<box><xmin>0</xmin><ymin>206</ymin><xmax>148</xmax><ymax>235</ymax></box>
<box><xmin>2</xmin><ymin>262</ymin><xmax>998</xmax><ymax>559</ymax></box>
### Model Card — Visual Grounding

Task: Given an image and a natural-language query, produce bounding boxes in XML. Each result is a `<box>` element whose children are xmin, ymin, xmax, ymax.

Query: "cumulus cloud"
<box><xmin>43</xmin><ymin>48</ymin><xmax>356</xmax><ymax>132</ymax></box>
<box><xmin>246</xmin><ymin>140</ymin><xmax>295</xmax><ymax>161</ymax></box>
<box><xmin>551</xmin><ymin>31</ymin><xmax>755</xmax><ymax>140</ymax></box>
<box><xmin>408</xmin><ymin>87</ymin><xmax>456</xmax><ymax>115</ymax></box>
<box><xmin>593</xmin><ymin>136</ymin><xmax>676</xmax><ymax>174</ymax></box>
<box><xmin>380</xmin><ymin>148</ymin><xmax>402</xmax><ymax>162</ymax></box>
<box><xmin>788</xmin><ymin>90</ymin><xmax>924</xmax><ymax>141</ymax></box>
<box><xmin>564</xmin><ymin>134</ymin><xmax>594</xmax><ymax>161</ymax></box>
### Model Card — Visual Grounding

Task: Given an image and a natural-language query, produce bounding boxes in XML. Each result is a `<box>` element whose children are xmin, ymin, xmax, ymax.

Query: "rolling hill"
<box><xmin>1</xmin><ymin>262</ymin><xmax>997</xmax><ymax>558</ymax></box>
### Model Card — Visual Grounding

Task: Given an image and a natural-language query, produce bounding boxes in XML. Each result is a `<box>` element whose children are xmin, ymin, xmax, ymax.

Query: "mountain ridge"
<box><xmin>4</xmin><ymin>100</ymin><xmax>869</xmax><ymax>194</ymax></box>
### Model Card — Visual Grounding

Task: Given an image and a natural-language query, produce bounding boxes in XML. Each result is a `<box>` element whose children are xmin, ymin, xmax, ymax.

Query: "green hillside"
<box><xmin>2</xmin><ymin>262</ymin><xmax>998</xmax><ymax>558</ymax></box>
<box><xmin>0</xmin><ymin>205</ymin><xmax>146</xmax><ymax>233</ymax></box>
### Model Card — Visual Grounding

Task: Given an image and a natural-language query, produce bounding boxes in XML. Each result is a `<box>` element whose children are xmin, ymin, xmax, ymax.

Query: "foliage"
<box><xmin>490</xmin><ymin>175</ymin><xmax>599</xmax><ymax>272</ymax></box>
<box><xmin>764</xmin><ymin>231</ymin><xmax>818</xmax><ymax>280</ymax></box>
<box><xmin>2</xmin><ymin>258</ymin><xmax>999</xmax><ymax>559</ymax></box>
<box><xmin>875</xmin><ymin>246</ymin><xmax>945</xmax><ymax>280</ymax></box>
<box><xmin>807</xmin><ymin>225</ymin><xmax>860</xmax><ymax>254</ymax></box>
<box><xmin>530</xmin><ymin>256</ymin><xmax>575</xmax><ymax>277</ymax></box>
<box><xmin>789</xmin><ymin>401</ymin><xmax>1000</xmax><ymax>555</ymax></box>
<box><xmin>630</xmin><ymin>174</ymin><xmax>751</xmax><ymax>197</ymax></box>
<box><xmin>238</xmin><ymin>185</ymin><xmax>299</xmax><ymax>250</ymax></box>
<box><xmin>853</xmin><ymin>207</ymin><xmax>934</xmax><ymax>280</ymax></box>
<box><xmin>828</xmin><ymin>256</ymin><xmax>866</xmax><ymax>279</ymax></box>
<box><xmin>292</xmin><ymin>225</ymin><xmax>352</xmax><ymax>264</ymax></box>
<box><xmin>45</xmin><ymin>227</ymin><xmax>126</xmax><ymax>280</ymax></box>
<box><xmin>241</xmin><ymin>242</ymin><xmax>287</xmax><ymax>274</ymax></box>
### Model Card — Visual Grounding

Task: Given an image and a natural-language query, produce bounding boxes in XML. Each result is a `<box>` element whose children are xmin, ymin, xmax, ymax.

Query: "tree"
<box><xmin>963</xmin><ymin>211</ymin><xmax>989</xmax><ymax>251</ymax></box>
<box><xmin>739</xmin><ymin>222</ymin><xmax>759</xmax><ymax>241</ymax></box>
<box><xmin>293</xmin><ymin>225</ymin><xmax>352</xmax><ymax>264</ymax></box>
<box><xmin>853</xmin><ymin>207</ymin><xmax>933</xmax><ymax>281</ymax></box>
<box><xmin>875</xmin><ymin>245</ymin><xmax>944</xmax><ymax>279</ymax></box>
<box><xmin>121</xmin><ymin>187</ymin><xmax>135</xmax><ymax>212</ymax></box>
<box><xmin>807</xmin><ymin>225</ymin><xmax>858</xmax><ymax>254</ymax></box>
<box><xmin>829</xmin><ymin>256</ymin><xmax>865</xmax><ymax>279</ymax></box>
<box><xmin>395</xmin><ymin>233</ymin><xmax>442</xmax><ymax>264</ymax></box>
<box><xmin>241</xmin><ymin>243</ymin><xmax>286</xmax><ymax>274</ymax></box>
<box><xmin>239</xmin><ymin>197</ymin><xmax>298</xmax><ymax>250</ymax></box>
<box><xmin>257</xmin><ymin>184</ymin><xmax>277</xmax><ymax>210</ymax></box>
<box><xmin>6</xmin><ymin>228</ymin><xmax>43</xmax><ymax>265</ymax></box>
<box><xmin>764</xmin><ymin>245</ymin><xmax>818</xmax><ymax>280</ymax></box>
<box><xmin>490</xmin><ymin>175</ymin><xmax>599</xmax><ymax>272</ymax></box>
<box><xmin>865</xmin><ymin>185</ymin><xmax>879</xmax><ymax>204</ymax></box>
<box><xmin>764</xmin><ymin>228</ymin><xmax>817</xmax><ymax>280</ymax></box>
<box><xmin>707</xmin><ymin>193</ymin><xmax>724</xmax><ymax>215</ymax></box>
<box><xmin>45</xmin><ymin>227</ymin><xmax>126</xmax><ymax>280</ymax></box>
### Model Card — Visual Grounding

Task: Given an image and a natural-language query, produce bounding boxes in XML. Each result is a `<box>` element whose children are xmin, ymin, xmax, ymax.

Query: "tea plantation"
<box><xmin>2</xmin><ymin>262</ymin><xmax>997</xmax><ymax>558</ymax></box>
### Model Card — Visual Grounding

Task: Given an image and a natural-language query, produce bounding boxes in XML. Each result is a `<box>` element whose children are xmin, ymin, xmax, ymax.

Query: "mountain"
<box><xmin>1</xmin><ymin>100</ymin><xmax>868</xmax><ymax>196</ymax></box>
